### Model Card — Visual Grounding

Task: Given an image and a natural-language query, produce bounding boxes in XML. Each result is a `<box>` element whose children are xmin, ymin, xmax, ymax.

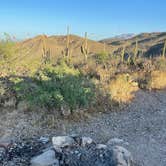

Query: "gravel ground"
<box><xmin>0</xmin><ymin>90</ymin><xmax>166</xmax><ymax>166</ymax></box>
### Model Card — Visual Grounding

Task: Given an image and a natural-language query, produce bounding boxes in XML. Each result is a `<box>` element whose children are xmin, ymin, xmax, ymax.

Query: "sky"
<box><xmin>0</xmin><ymin>0</ymin><xmax>166</xmax><ymax>40</ymax></box>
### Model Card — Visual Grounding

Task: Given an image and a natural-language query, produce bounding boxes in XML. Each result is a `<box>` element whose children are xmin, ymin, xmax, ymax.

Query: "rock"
<box><xmin>70</xmin><ymin>134</ymin><xmax>82</xmax><ymax>145</ymax></box>
<box><xmin>31</xmin><ymin>149</ymin><xmax>59</xmax><ymax>166</ymax></box>
<box><xmin>111</xmin><ymin>146</ymin><xmax>133</xmax><ymax>166</ymax></box>
<box><xmin>4</xmin><ymin>97</ymin><xmax>16</xmax><ymax>108</ymax></box>
<box><xmin>107</xmin><ymin>138</ymin><xmax>124</xmax><ymax>146</ymax></box>
<box><xmin>52</xmin><ymin>136</ymin><xmax>75</xmax><ymax>150</ymax></box>
<box><xmin>61</xmin><ymin>105</ymin><xmax>71</xmax><ymax>117</ymax></box>
<box><xmin>38</xmin><ymin>137</ymin><xmax>49</xmax><ymax>144</ymax></box>
<box><xmin>107</xmin><ymin>138</ymin><xmax>129</xmax><ymax>148</ymax></box>
<box><xmin>96</xmin><ymin>144</ymin><xmax>107</xmax><ymax>149</ymax></box>
<box><xmin>81</xmin><ymin>137</ymin><xmax>93</xmax><ymax>147</ymax></box>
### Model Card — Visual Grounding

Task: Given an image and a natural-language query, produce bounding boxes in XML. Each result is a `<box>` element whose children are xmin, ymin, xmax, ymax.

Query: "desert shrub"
<box><xmin>96</xmin><ymin>51</ymin><xmax>109</xmax><ymax>66</ymax></box>
<box><xmin>0</xmin><ymin>36</ymin><xmax>16</xmax><ymax>60</ymax></box>
<box><xmin>109</xmin><ymin>74</ymin><xmax>139</xmax><ymax>103</ymax></box>
<box><xmin>96</xmin><ymin>66</ymin><xmax>110</xmax><ymax>82</ymax></box>
<box><xmin>12</xmin><ymin>63</ymin><xmax>95</xmax><ymax>112</ymax></box>
<box><xmin>135</xmin><ymin>58</ymin><xmax>155</xmax><ymax>72</ymax></box>
<box><xmin>154</xmin><ymin>57</ymin><xmax>166</xmax><ymax>71</ymax></box>
<box><xmin>0</xmin><ymin>79</ymin><xmax>16</xmax><ymax>107</ymax></box>
<box><xmin>147</xmin><ymin>71</ymin><xmax>166</xmax><ymax>90</ymax></box>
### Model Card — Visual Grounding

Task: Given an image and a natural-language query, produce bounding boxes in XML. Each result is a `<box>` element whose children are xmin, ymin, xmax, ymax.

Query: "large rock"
<box><xmin>96</xmin><ymin>144</ymin><xmax>107</xmax><ymax>149</ymax></box>
<box><xmin>107</xmin><ymin>138</ymin><xmax>124</xmax><ymax>146</ymax></box>
<box><xmin>52</xmin><ymin>136</ymin><xmax>75</xmax><ymax>151</ymax></box>
<box><xmin>111</xmin><ymin>146</ymin><xmax>133</xmax><ymax>166</ymax></box>
<box><xmin>107</xmin><ymin>138</ymin><xmax>129</xmax><ymax>147</ymax></box>
<box><xmin>31</xmin><ymin>149</ymin><xmax>59</xmax><ymax>166</ymax></box>
<box><xmin>81</xmin><ymin>137</ymin><xmax>93</xmax><ymax>147</ymax></box>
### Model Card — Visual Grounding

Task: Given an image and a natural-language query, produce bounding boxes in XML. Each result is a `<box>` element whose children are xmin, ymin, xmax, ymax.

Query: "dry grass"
<box><xmin>149</xmin><ymin>70</ymin><xmax>166</xmax><ymax>89</ymax></box>
<box><xmin>109</xmin><ymin>74</ymin><xmax>139</xmax><ymax>103</ymax></box>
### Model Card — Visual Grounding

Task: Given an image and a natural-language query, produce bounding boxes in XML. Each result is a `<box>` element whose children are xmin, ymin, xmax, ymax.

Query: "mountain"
<box><xmin>13</xmin><ymin>34</ymin><xmax>113</xmax><ymax>68</ymax></box>
<box><xmin>100</xmin><ymin>32</ymin><xmax>166</xmax><ymax>57</ymax></box>
<box><xmin>100</xmin><ymin>33</ymin><xmax>135</xmax><ymax>44</ymax></box>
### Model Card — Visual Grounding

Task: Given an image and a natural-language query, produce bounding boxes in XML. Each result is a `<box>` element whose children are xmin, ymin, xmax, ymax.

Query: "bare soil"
<box><xmin>0</xmin><ymin>90</ymin><xmax>166</xmax><ymax>166</ymax></box>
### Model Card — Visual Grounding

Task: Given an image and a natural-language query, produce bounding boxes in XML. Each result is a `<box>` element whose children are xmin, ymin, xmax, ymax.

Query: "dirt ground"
<box><xmin>0</xmin><ymin>90</ymin><xmax>166</xmax><ymax>166</ymax></box>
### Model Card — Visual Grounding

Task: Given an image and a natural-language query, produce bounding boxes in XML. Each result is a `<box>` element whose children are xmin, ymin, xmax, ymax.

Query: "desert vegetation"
<box><xmin>0</xmin><ymin>32</ymin><xmax>166</xmax><ymax>116</ymax></box>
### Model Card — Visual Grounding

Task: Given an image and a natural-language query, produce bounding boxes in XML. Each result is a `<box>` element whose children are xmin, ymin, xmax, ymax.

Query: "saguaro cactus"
<box><xmin>134</xmin><ymin>39</ymin><xmax>138</xmax><ymax>60</ymax></box>
<box><xmin>103</xmin><ymin>42</ymin><xmax>106</xmax><ymax>52</ymax></box>
<box><xmin>81</xmin><ymin>32</ymin><xmax>89</xmax><ymax>62</ymax></box>
<box><xmin>42</xmin><ymin>35</ymin><xmax>51</xmax><ymax>64</ymax></box>
<box><xmin>62</xmin><ymin>26</ymin><xmax>72</xmax><ymax>63</ymax></box>
<box><xmin>162</xmin><ymin>40</ymin><xmax>166</xmax><ymax>58</ymax></box>
<box><xmin>121</xmin><ymin>45</ymin><xmax>125</xmax><ymax>63</ymax></box>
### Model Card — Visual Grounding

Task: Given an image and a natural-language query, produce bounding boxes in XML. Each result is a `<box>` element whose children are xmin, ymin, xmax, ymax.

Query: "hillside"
<box><xmin>100</xmin><ymin>32</ymin><xmax>166</xmax><ymax>57</ymax></box>
<box><xmin>100</xmin><ymin>33</ymin><xmax>135</xmax><ymax>44</ymax></box>
<box><xmin>15</xmin><ymin>34</ymin><xmax>113</xmax><ymax>67</ymax></box>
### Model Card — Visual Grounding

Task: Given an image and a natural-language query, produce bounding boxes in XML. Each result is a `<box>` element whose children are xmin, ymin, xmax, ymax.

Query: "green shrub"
<box><xmin>12</xmin><ymin>63</ymin><xmax>95</xmax><ymax>112</ymax></box>
<box><xmin>0</xmin><ymin>35</ymin><xmax>16</xmax><ymax>60</ymax></box>
<box><xmin>96</xmin><ymin>51</ymin><xmax>109</xmax><ymax>66</ymax></box>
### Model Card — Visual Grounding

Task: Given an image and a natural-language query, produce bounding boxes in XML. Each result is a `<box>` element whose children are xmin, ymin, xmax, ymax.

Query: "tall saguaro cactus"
<box><xmin>62</xmin><ymin>26</ymin><xmax>72</xmax><ymax>63</ymax></box>
<box><xmin>81</xmin><ymin>32</ymin><xmax>89</xmax><ymax>62</ymax></box>
<box><xmin>42</xmin><ymin>35</ymin><xmax>51</xmax><ymax>64</ymax></box>
<box><xmin>103</xmin><ymin>42</ymin><xmax>106</xmax><ymax>52</ymax></box>
<box><xmin>121</xmin><ymin>45</ymin><xmax>125</xmax><ymax>63</ymax></box>
<box><xmin>134</xmin><ymin>39</ymin><xmax>138</xmax><ymax>60</ymax></box>
<box><xmin>162</xmin><ymin>40</ymin><xmax>166</xmax><ymax>58</ymax></box>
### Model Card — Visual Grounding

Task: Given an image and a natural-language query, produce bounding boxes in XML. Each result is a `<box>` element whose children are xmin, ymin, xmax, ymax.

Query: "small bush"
<box><xmin>0</xmin><ymin>37</ymin><xmax>16</xmax><ymax>60</ymax></box>
<box><xmin>96</xmin><ymin>51</ymin><xmax>109</xmax><ymax>66</ymax></box>
<box><xmin>147</xmin><ymin>71</ymin><xmax>166</xmax><ymax>90</ymax></box>
<box><xmin>0</xmin><ymin>79</ymin><xmax>16</xmax><ymax>107</ymax></box>
<box><xmin>154</xmin><ymin>57</ymin><xmax>166</xmax><ymax>71</ymax></box>
<box><xmin>109</xmin><ymin>74</ymin><xmax>139</xmax><ymax>103</ymax></box>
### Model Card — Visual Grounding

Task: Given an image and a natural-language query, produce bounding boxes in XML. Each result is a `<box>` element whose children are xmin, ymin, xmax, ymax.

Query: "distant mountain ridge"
<box><xmin>100</xmin><ymin>32</ymin><xmax>166</xmax><ymax>57</ymax></box>
<box><xmin>100</xmin><ymin>33</ymin><xmax>135</xmax><ymax>43</ymax></box>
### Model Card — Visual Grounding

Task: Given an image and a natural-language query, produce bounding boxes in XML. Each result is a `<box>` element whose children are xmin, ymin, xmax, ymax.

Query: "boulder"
<box><xmin>96</xmin><ymin>144</ymin><xmax>107</xmax><ymax>149</ymax></box>
<box><xmin>52</xmin><ymin>136</ymin><xmax>75</xmax><ymax>150</ymax></box>
<box><xmin>31</xmin><ymin>149</ymin><xmax>59</xmax><ymax>166</ymax></box>
<box><xmin>81</xmin><ymin>137</ymin><xmax>93</xmax><ymax>147</ymax></box>
<box><xmin>107</xmin><ymin>138</ymin><xmax>129</xmax><ymax>147</ymax></box>
<box><xmin>107</xmin><ymin>138</ymin><xmax>124</xmax><ymax>146</ymax></box>
<box><xmin>111</xmin><ymin>146</ymin><xmax>133</xmax><ymax>166</ymax></box>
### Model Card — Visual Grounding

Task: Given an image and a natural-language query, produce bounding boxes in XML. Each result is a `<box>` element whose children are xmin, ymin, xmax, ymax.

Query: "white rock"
<box><xmin>52</xmin><ymin>136</ymin><xmax>75</xmax><ymax>150</ymax></box>
<box><xmin>107</xmin><ymin>138</ymin><xmax>124</xmax><ymax>146</ymax></box>
<box><xmin>31</xmin><ymin>149</ymin><xmax>59</xmax><ymax>166</ymax></box>
<box><xmin>81</xmin><ymin>137</ymin><xmax>93</xmax><ymax>147</ymax></box>
<box><xmin>111</xmin><ymin>146</ymin><xmax>133</xmax><ymax>166</ymax></box>
<box><xmin>96</xmin><ymin>144</ymin><xmax>107</xmax><ymax>149</ymax></box>
<box><xmin>38</xmin><ymin>137</ymin><xmax>49</xmax><ymax>144</ymax></box>
<box><xmin>61</xmin><ymin>105</ymin><xmax>71</xmax><ymax>117</ymax></box>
